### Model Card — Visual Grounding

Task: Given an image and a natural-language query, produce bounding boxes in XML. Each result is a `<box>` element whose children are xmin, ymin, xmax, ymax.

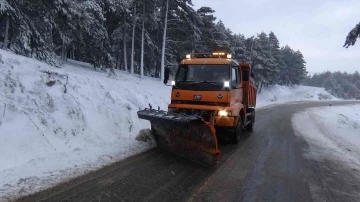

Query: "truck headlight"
<box><xmin>218</xmin><ymin>110</ymin><xmax>232</xmax><ymax>116</ymax></box>
<box><xmin>224</xmin><ymin>81</ymin><xmax>230</xmax><ymax>88</ymax></box>
<box><xmin>171</xmin><ymin>80</ymin><xmax>175</xmax><ymax>86</ymax></box>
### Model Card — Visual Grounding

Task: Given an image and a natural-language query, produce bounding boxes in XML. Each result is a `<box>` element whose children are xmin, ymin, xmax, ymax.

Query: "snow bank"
<box><xmin>257</xmin><ymin>84</ymin><xmax>339</xmax><ymax>108</ymax></box>
<box><xmin>292</xmin><ymin>104</ymin><xmax>360</xmax><ymax>170</ymax></box>
<box><xmin>0</xmin><ymin>49</ymin><xmax>171</xmax><ymax>201</ymax></box>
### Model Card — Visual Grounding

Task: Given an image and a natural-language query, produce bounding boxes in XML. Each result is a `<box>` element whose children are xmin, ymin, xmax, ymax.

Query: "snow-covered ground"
<box><xmin>292</xmin><ymin>104</ymin><xmax>360</xmax><ymax>172</ymax></box>
<box><xmin>256</xmin><ymin>84</ymin><xmax>339</xmax><ymax>108</ymax></box>
<box><xmin>0</xmin><ymin>49</ymin><xmax>340</xmax><ymax>201</ymax></box>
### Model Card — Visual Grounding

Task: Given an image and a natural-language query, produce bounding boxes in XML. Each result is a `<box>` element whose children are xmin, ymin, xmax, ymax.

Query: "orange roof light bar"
<box><xmin>183</xmin><ymin>52</ymin><xmax>232</xmax><ymax>60</ymax></box>
<box><xmin>212</xmin><ymin>52</ymin><xmax>226</xmax><ymax>56</ymax></box>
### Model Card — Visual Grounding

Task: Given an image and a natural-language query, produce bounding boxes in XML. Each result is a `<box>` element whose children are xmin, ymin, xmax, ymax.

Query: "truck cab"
<box><xmin>166</xmin><ymin>52</ymin><xmax>257</xmax><ymax>143</ymax></box>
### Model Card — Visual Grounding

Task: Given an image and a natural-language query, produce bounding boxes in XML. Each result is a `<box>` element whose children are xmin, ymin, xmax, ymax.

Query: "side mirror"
<box><xmin>164</xmin><ymin>68</ymin><xmax>170</xmax><ymax>84</ymax></box>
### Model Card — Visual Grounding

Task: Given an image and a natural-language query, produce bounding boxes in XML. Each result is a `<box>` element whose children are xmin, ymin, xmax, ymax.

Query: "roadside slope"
<box><xmin>0</xmin><ymin>49</ymin><xmax>172</xmax><ymax>200</ymax></box>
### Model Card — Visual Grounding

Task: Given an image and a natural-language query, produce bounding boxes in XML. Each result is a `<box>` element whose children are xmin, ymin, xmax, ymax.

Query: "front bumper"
<box><xmin>168</xmin><ymin>103</ymin><xmax>236</xmax><ymax>127</ymax></box>
<box><xmin>214</xmin><ymin>116</ymin><xmax>235</xmax><ymax>127</ymax></box>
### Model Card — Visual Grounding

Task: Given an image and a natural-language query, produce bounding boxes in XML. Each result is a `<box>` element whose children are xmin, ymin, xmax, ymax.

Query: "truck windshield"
<box><xmin>175</xmin><ymin>64</ymin><xmax>230</xmax><ymax>83</ymax></box>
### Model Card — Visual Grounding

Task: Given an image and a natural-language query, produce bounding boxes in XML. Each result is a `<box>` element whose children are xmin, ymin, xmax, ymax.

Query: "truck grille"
<box><xmin>171</xmin><ymin>108</ymin><xmax>214</xmax><ymax>122</ymax></box>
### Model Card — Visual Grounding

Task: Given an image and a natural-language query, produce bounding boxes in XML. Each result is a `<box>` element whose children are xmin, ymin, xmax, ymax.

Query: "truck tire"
<box><xmin>229</xmin><ymin>116</ymin><xmax>242</xmax><ymax>144</ymax></box>
<box><xmin>246</xmin><ymin>110</ymin><xmax>255</xmax><ymax>131</ymax></box>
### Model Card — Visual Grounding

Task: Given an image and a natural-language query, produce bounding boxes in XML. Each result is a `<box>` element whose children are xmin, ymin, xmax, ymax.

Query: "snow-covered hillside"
<box><xmin>0</xmin><ymin>49</ymin><xmax>339</xmax><ymax>201</ymax></box>
<box><xmin>257</xmin><ymin>85</ymin><xmax>339</xmax><ymax>108</ymax></box>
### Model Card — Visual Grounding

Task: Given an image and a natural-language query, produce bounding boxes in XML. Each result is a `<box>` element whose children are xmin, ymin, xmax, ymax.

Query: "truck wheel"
<box><xmin>229</xmin><ymin>116</ymin><xmax>242</xmax><ymax>144</ymax></box>
<box><xmin>246</xmin><ymin>110</ymin><xmax>255</xmax><ymax>131</ymax></box>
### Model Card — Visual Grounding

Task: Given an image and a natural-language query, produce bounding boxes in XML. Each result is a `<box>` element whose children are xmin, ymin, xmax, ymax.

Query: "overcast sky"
<box><xmin>192</xmin><ymin>0</ymin><xmax>360</xmax><ymax>75</ymax></box>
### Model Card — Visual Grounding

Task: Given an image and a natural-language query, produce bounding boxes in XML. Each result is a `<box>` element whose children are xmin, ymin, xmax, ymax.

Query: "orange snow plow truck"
<box><xmin>137</xmin><ymin>52</ymin><xmax>257</xmax><ymax>167</ymax></box>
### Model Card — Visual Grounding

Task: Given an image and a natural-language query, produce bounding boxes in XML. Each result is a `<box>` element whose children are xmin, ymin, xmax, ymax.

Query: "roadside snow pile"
<box><xmin>0</xmin><ymin>49</ymin><xmax>171</xmax><ymax>201</ymax></box>
<box><xmin>257</xmin><ymin>85</ymin><xmax>339</xmax><ymax>108</ymax></box>
<box><xmin>135</xmin><ymin>129</ymin><xmax>155</xmax><ymax>143</ymax></box>
<box><xmin>292</xmin><ymin>104</ymin><xmax>360</xmax><ymax>170</ymax></box>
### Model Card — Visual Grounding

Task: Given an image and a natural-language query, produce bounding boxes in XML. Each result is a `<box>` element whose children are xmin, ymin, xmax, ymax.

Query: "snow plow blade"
<box><xmin>137</xmin><ymin>108</ymin><xmax>220</xmax><ymax>167</ymax></box>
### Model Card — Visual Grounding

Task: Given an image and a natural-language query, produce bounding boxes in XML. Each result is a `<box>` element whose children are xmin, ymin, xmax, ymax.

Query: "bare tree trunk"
<box><xmin>50</xmin><ymin>24</ymin><xmax>55</xmax><ymax>58</ymax></box>
<box><xmin>72</xmin><ymin>44</ymin><xmax>75</xmax><ymax>59</ymax></box>
<box><xmin>3</xmin><ymin>17</ymin><xmax>10</xmax><ymax>49</ymax></box>
<box><xmin>100</xmin><ymin>4</ymin><xmax>105</xmax><ymax>70</ymax></box>
<box><xmin>130</xmin><ymin>4</ymin><xmax>136</xmax><ymax>74</ymax></box>
<box><xmin>154</xmin><ymin>60</ymin><xmax>157</xmax><ymax>77</ymax></box>
<box><xmin>116</xmin><ymin>50</ymin><xmax>120</xmax><ymax>69</ymax></box>
<box><xmin>160</xmin><ymin>0</ymin><xmax>169</xmax><ymax>82</ymax></box>
<box><xmin>123</xmin><ymin>16</ymin><xmax>128</xmax><ymax>72</ymax></box>
<box><xmin>249</xmin><ymin>37</ymin><xmax>255</xmax><ymax>63</ymax></box>
<box><xmin>140</xmin><ymin>4</ymin><xmax>145</xmax><ymax>78</ymax></box>
<box><xmin>61</xmin><ymin>40</ymin><xmax>65</xmax><ymax>61</ymax></box>
<box><xmin>50</xmin><ymin>24</ymin><xmax>53</xmax><ymax>45</ymax></box>
<box><xmin>258</xmin><ymin>81</ymin><xmax>263</xmax><ymax>93</ymax></box>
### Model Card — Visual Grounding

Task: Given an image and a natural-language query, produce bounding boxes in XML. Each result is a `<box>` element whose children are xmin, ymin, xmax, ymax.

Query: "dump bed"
<box><xmin>240</xmin><ymin>63</ymin><xmax>257</xmax><ymax>108</ymax></box>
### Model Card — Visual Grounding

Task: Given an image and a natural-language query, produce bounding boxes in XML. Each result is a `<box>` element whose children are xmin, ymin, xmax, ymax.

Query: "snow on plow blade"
<box><xmin>137</xmin><ymin>108</ymin><xmax>221</xmax><ymax>167</ymax></box>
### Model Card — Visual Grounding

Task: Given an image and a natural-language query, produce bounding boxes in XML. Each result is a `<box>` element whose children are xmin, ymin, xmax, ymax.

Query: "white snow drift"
<box><xmin>0</xmin><ymin>49</ymin><xmax>339</xmax><ymax>201</ymax></box>
<box><xmin>292</xmin><ymin>104</ymin><xmax>360</xmax><ymax>171</ymax></box>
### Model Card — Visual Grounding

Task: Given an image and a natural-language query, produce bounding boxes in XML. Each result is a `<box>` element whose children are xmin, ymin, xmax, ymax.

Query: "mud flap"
<box><xmin>137</xmin><ymin>109</ymin><xmax>220</xmax><ymax>167</ymax></box>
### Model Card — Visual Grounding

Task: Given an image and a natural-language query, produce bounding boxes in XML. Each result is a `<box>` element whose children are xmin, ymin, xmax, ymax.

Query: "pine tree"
<box><xmin>344</xmin><ymin>22</ymin><xmax>360</xmax><ymax>48</ymax></box>
<box><xmin>268</xmin><ymin>31</ymin><xmax>284</xmax><ymax>83</ymax></box>
<box><xmin>230</xmin><ymin>33</ymin><xmax>248</xmax><ymax>62</ymax></box>
<box><xmin>249</xmin><ymin>32</ymin><xmax>278</xmax><ymax>85</ymax></box>
<box><xmin>0</xmin><ymin>0</ymin><xmax>310</xmax><ymax>86</ymax></box>
<box><xmin>303</xmin><ymin>71</ymin><xmax>360</xmax><ymax>99</ymax></box>
<box><xmin>196</xmin><ymin>6</ymin><xmax>217</xmax><ymax>52</ymax></box>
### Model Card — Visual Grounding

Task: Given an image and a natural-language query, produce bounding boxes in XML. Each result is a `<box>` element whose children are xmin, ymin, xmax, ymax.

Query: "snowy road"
<box><xmin>16</xmin><ymin>101</ymin><xmax>360</xmax><ymax>202</ymax></box>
